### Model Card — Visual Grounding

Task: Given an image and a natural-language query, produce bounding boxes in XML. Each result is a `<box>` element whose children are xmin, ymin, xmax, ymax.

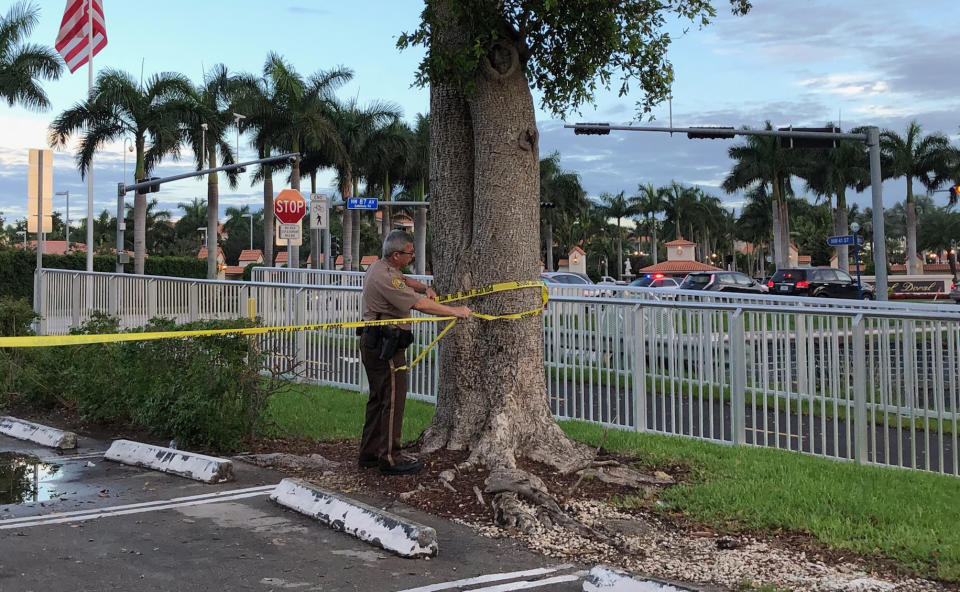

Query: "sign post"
<box><xmin>828</xmin><ymin>234</ymin><xmax>865</xmax><ymax>299</ymax></box>
<box><xmin>310</xmin><ymin>194</ymin><xmax>328</xmax><ymax>270</ymax></box>
<box><xmin>274</xmin><ymin>189</ymin><xmax>306</xmax><ymax>268</ymax></box>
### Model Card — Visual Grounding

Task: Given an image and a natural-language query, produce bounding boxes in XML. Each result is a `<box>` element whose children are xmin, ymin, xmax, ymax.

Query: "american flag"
<box><xmin>55</xmin><ymin>0</ymin><xmax>107</xmax><ymax>74</ymax></box>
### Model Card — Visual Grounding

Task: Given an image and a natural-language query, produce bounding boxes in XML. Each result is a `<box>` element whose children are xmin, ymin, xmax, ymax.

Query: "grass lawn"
<box><xmin>265</xmin><ymin>383</ymin><xmax>960</xmax><ymax>583</ymax></box>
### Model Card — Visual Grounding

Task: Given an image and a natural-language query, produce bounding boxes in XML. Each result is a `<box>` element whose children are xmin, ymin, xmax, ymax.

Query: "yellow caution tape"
<box><xmin>0</xmin><ymin>280</ymin><xmax>549</xmax><ymax>370</ymax></box>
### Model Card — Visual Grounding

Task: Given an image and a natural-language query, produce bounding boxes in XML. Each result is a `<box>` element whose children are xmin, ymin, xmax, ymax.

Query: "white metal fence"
<box><xmin>35</xmin><ymin>268</ymin><xmax>960</xmax><ymax>477</ymax></box>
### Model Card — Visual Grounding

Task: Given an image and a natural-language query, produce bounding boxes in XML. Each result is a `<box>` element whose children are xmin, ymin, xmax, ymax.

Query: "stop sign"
<box><xmin>274</xmin><ymin>189</ymin><xmax>306</xmax><ymax>224</ymax></box>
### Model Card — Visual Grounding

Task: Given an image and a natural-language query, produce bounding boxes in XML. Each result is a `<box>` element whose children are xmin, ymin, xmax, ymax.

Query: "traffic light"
<box><xmin>136</xmin><ymin>177</ymin><xmax>161</xmax><ymax>192</ymax></box>
<box><xmin>331</xmin><ymin>236</ymin><xmax>341</xmax><ymax>258</ymax></box>
<box><xmin>778</xmin><ymin>126</ymin><xmax>839</xmax><ymax>149</ymax></box>
<box><xmin>539</xmin><ymin>202</ymin><xmax>555</xmax><ymax>208</ymax></box>
<box><xmin>686</xmin><ymin>126</ymin><xmax>735</xmax><ymax>139</ymax></box>
<box><xmin>574</xmin><ymin>122</ymin><xmax>611</xmax><ymax>135</ymax></box>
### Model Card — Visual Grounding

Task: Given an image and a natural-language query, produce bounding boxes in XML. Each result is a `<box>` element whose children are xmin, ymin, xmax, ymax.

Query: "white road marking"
<box><xmin>394</xmin><ymin>565</ymin><xmax>575</xmax><ymax>592</ymax></box>
<box><xmin>465</xmin><ymin>574</ymin><xmax>584</xmax><ymax>592</ymax></box>
<box><xmin>38</xmin><ymin>451</ymin><xmax>107</xmax><ymax>462</ymax></box>
<box><xmin>0</xmin><ymin>484</ymin><xmax>276</xmax><ymax>529</ymax></box>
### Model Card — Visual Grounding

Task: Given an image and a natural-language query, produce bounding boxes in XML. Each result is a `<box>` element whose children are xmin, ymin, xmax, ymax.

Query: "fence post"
<box><xmin>730</xmin><ymin>308</ymin><xmax>747</xmax><ymax>445</ymax></box>
<box><xmin>108</xmin><ymin>274</ymin><xmax>119</xmax><ymax>319</ymax></box>
<box><xmin>295</xmin><ymin>288</ymin><xmax>308</xmax><ymax>380</ymax></box>
<box><xmin>35</xmin><ymin>269</ymin><xmax>47</xmax><ymax>335</ymax></box>
<box><xmin>632</xmin><ymin>305</ymin><xmax>647</xmax><ymax>433</ymax></box>
<box><xmin>70</xmin><ymin>273</ymin><xmax>81</xmax><ymax>330</ymax></box>
<box><xmin>188</xmin><ymin>282</ymin><xmax>199</xmax><ymax>321</ymax></box>
<box><xmin>147</xmin><ymin>278</ymin><xmax>158</xmax><ymax>320</ymax></box>
<box><xmin>852</xmin><ymin>313</ymin><xmax>868</xmax><ymax>465</ymax></box>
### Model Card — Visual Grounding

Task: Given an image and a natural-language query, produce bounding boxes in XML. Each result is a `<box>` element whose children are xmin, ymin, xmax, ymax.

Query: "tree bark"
<box><xmin>771</xmin><ymin>197</ymin><xmax>783</xmax><ymax>269</ymax></box>
<box><xmin>651</xmin><ymin>219</ymin><xmax>658</xmax><ymax>265</ymax></box>
<box><xmin>425</xmin><ymin>10</ymin><xmax>590</xmax><ymax>472</ymax></box>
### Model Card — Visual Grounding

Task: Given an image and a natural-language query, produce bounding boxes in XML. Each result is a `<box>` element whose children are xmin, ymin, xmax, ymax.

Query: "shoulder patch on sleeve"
<box><xmin>392</xmin><ymin>277</ymin><xmax>406</xmax><ymax>290</ymax></box>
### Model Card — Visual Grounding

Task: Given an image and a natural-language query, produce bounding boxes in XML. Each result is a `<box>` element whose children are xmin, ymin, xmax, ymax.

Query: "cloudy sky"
<box><xmin>1</xmin><ymin>0</ymin><xmax>957</xmax><ymax>230</ymax></box>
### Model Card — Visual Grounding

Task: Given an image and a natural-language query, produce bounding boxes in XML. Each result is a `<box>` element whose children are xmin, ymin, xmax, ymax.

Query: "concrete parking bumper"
<box><xmin>0</xmin><ymin>415</ymin><xmax>77</xmax><ymax>449</ymax></box>
<box><xmin>104</xmin><ymin>439</ymin><xmax>234</xmax><ymax>483</ymax></box>
<box><xmin>270</xmin><ymin>477</ymin><xmax>438</xmax><ymax>558</ymax></box>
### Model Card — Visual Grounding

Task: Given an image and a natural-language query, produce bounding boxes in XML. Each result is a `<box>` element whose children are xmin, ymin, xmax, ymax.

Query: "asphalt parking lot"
<box><xmin>0</xmin><ymin>433</ymin><xmax>588</xmax><ymax>592</ymax></box>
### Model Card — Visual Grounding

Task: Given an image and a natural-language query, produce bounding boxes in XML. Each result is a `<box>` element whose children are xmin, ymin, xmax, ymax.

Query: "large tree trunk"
<box><xmin>906</xmin><ymin>178</ymin><xmax>919</xmax><ymax>274</ymax></box>
<box><xmin>771</xmin><ymin>198</ymin><xmax>784</xmax><ymax>269</ymax></box>
<box><xmin>206</xmin><ymin>147</ymin><xmax>219</xmax><ymax>279</ymax></box>
<box><xmin>425</xmin><ymin>12</ymin><xmax>590</xmax><ymax>473</ymax></box>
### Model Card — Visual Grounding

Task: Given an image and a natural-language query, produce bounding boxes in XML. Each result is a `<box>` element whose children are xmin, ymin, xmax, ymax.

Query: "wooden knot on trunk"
<box><xmin>517</xmin><ymin>127</ymin><xmax>538</xmax><ymax>152</ymax></box>
<box><xmin>481</xmin><ymin>40</ymin><xmax>519</xmax><ymax>81</ymax></box>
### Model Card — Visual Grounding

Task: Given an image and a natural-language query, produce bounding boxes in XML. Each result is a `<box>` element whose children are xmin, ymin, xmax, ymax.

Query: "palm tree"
<box><xmin>722</xmin><ymin>121</ymin><xmax>799</xmax><ymax>269</ymax></box>
<box><xmin>735</xmin><ymin>187</ymin><xmax>772</xmax><ymax>277</ymax></box>
<box><xmin>185</xmin><ymin>64</ymin><xmax>241</xmax><ymax>278</ymax></box>
<box><xmin>631</xmin><ymin>183</ymin><xmax>664</xmax><ymax>264</ymax></box>
<box><xmin>363</xmin><ymin>119</ymin><xmax>412</xmax><ymax>243</ymax></box>
<box><xmin>0</xmin><ymin>2</ymin><xmax>62</xmax><ymax>110</ymax></box>
<box><xmin>798</xmin><ymin>137</ymin><xmax>869</xmax><ymax>270</ymax></box>
<box><xmin>234</xmin><ymin>56</ymin><xmax>350</xmax><ymax>268</ymax></box>
<box><xmin>398</xmin><ymin>113</ymin><xmax>430</xmax><ymax>274</ymax></box>
<box><xmin>48</xmin><ymin>69</ymin><xmax>193</xmax><ymax>274</ymax></box>
<box><xmin>539</xmin><ymin>152</ymin><xmax>587</xmax><ymax>271</ymax></box>
<box><xmin>880</xmin><ymin>121</ymin><xmax>953</xmax><ymax>274</ymax></box>
<box><xmin>660</xmin><ymin>181</ymin><xmax>700</xmax><ymax>240</ymax></box>
<box><xmin>595</xmin><ymin>191</ymin><xmax>638</xmax><ymax>280</ymax></box>
<box><xmin>327</xmin><ymin>97</ymin><xmax>402</xmax><ymax>270</ymax></box>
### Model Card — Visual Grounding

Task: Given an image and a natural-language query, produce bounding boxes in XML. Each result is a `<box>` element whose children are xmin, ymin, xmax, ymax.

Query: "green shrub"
<box><xmin>2</xmin><ymin>311</ymin><xmax>276</xmax><ymax>451</ymax></box>
<box><xmin>0</xmin><ymin>297</ymin><xmax>42</xmax><ymax>407</ymax></box>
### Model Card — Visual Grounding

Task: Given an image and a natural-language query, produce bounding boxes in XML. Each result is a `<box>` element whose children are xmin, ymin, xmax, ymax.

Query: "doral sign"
<box><xmin>274</xmin><ymin>189</ymin><xmax>306</xmax><ymax>224</ymax></box>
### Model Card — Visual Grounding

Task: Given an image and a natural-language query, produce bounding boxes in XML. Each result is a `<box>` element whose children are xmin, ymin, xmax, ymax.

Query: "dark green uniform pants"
<box><xmin>359</xmin><ymin>333</ymin><xmax>408</xmax><ymax>467</ymax></box>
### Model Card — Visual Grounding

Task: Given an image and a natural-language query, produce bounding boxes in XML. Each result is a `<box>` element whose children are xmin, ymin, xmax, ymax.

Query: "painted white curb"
<box><xmin>104</xmin><ymin>439</ymin><xmax>234</xmax><ymax>483</ymax></box>
<box><xmin>584</xmin><ymin>566</ymin><xmax>701</xmax><ymax>592</ymax></box>
<box><xmin>270</xmin><ymin>477</ymin><xmax>438</xmax><ymax>558</ymax></box>
<box><xmin>0</xmin><ymin>416</ymin><xmax>77</xmax><ymax>449</ymax></box>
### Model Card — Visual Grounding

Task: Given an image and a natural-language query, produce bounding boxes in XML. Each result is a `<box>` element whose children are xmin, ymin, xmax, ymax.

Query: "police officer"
<box><xmin>359</xmin><ymin>230</ymin><xmax>471</xmax><ymax>476</ymax></box>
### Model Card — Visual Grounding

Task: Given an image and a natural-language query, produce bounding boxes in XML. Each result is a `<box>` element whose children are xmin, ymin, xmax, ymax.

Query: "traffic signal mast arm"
<box><xmin>118</xmin><ymin>152</ymin><xmax>298</xmax><ymax>197</ymax></box>
<box><xmin>568</xmin><ymin>123</ymin><xmax>867</xmax><ymax>143</ymax></box>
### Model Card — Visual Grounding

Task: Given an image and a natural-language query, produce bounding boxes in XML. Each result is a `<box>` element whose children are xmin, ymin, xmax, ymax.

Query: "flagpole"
<box><xmin>85</xmin><ymin>0</ymin><xmax>94</xmax><ymax>273</ymax></box>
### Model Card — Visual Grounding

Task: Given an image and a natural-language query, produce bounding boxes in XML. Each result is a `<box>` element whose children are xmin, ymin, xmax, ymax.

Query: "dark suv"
<box><xmin>768</xmin><ymin>267</ymin><xmax>874</xmax><ymax>300</ymax></box>
<box><xmin>678</xmin><ymin>271</ymin><xmax>767</xmax><ymax>294</ymax></box>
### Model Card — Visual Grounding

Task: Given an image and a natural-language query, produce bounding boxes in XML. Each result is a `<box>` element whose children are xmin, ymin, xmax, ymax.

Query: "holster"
<box><xmin>367</xmin><ymin>325</ymin><xmax>414</xmax><ymax>360</ymax></box>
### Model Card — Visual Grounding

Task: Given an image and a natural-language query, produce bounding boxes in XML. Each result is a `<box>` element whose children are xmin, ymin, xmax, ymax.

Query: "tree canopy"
<box><xmin>399</xmin><ymin>0</ymin><xmax>751</xmax><ymax>117</ymax></box>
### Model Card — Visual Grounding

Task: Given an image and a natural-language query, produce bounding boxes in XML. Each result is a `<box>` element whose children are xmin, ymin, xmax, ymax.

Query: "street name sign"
<box><xmin>827</xmin><ymin>234</ymin><xmax>864</xmax><ymax>246</ymax></box>
<box><xmin>274</xmin><ymin>189</ymin><xmax>306</xmax><ymax>224</ymax></box>
<box><xmin>347</xmin><ymin>197</ymin><xmax>378</xmax><ymax>210</ymax></box>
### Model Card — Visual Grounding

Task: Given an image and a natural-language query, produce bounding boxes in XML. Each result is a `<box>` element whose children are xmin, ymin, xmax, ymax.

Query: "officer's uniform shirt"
<box><xmin>361</xmin><ymin>258</ymin><xmax>421</xmax><ymax>329</ymax></box>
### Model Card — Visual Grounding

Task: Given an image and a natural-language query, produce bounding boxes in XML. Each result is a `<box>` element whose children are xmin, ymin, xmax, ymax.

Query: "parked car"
<box><xmin>678</xmin><ymin>271</ymin><xmax>768</xmax><ymax>294</ymax></box>
<box><xmin>628</xmin><ymin>273</ymin><xmax>680</xmax><ymax>289</ymax></box>
<box><xmin>951</xmin><ymin>281</ymin><xmax>960</xmax><ymax>303</ymax></box>
<box><xmin>768</xmin><ymin>267</ymin><xmax>874</xmax><ymax>299</ymax></box>
<box><xmin>541</xmin><ymin>271</ymin><xmax>610</xmax><ymax>296</ymax></box>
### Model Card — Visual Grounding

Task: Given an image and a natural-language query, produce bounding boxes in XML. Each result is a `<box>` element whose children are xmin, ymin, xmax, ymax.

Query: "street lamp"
<box><xmin>241</xmin><ymin>213</ymin><xmax>254</xmax><ymax>251</ymax></box>
<box><xmin>55</xmin><ymin>190</ymin><xmax>69</xmax><ymax>252</ymax></box>
<box><xmin>200</xmin><ymin>123</ymin><xmax>208</xmax><ymax>167</ymax></box>
<box><xmin>197</xmin><ymin>226</ymin><xmax>207</xmax><ymax>249</ymax></box>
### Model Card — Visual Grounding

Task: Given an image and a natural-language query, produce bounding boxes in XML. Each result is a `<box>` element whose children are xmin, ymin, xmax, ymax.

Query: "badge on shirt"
<box><xmin>392</xmin><ymin>277</ymin><xmax>406</xmax><ymax>290</ymax></box>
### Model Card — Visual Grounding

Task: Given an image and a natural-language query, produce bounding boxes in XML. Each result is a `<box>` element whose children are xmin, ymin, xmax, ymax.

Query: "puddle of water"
<box><xmin>0</xmin><ymin>452</ymin><xmax>62</xmax><ymax>505</ymax></box>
